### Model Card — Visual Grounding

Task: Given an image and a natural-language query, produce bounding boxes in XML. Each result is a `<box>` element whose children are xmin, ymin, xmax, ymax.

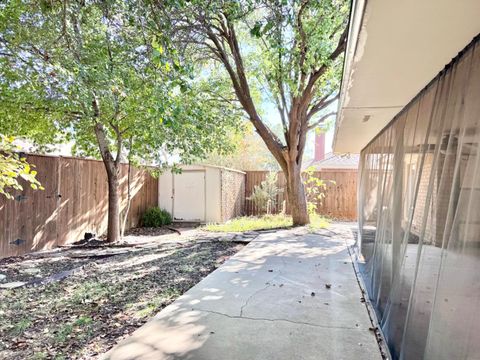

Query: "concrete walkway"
<box><xmin>104</xmin><ymin>223</ymin><xmax>382</xmax><ymax>360</ymax></box>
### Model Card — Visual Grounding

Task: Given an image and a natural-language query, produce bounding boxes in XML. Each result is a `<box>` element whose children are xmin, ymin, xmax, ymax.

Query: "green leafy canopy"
<box><xmin>0</xmin><ymin>135</ymin><xmax>44</xmax><ymax>199</ymax></box>
<box><xmin>0</xmin><ymin>0</ymin><xmax>241</xmax><ymax>167</ymax></box>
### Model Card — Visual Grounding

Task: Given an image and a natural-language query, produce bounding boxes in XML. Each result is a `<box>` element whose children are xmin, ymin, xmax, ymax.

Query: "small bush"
<box><xmin>142</xmin><ymin>207</ymin><xmax>172</xmax><ymax>227</ymax></box>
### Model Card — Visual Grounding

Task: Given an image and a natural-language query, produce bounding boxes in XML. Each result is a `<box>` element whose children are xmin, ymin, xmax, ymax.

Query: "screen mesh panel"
<box><xmin>358</xmin><ymin>35</ymin><xmax>480</xmax><ymax>360</ymax></box>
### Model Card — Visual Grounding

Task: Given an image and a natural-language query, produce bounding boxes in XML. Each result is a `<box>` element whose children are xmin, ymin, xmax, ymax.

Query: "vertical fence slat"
<box><xmin>0</xmin><ymin>154</ymin><xmax>159</xmax><ymax>259</ymax></box>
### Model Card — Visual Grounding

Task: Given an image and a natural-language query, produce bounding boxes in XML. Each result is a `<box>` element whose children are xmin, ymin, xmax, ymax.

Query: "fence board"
<box><xmin>0</xmin><ymin>154</ymin><xmax>158</xmax><ymax>258</ymax></box>
<box><xmin>245</xmin><ymin>170</ymin><xmax>357</xmax><ymax>220</ymax></box>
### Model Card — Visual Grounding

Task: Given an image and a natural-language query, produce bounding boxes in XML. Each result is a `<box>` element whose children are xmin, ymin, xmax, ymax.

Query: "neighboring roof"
<box><xmin>305</xmin><ymin>152</ymin><xmax>359</xmax><ymax>170</ymax></box>
<box><xmin>333</xmin><ymin>0</ymin><xmax>480</xmax><ymax>153</ymax></box>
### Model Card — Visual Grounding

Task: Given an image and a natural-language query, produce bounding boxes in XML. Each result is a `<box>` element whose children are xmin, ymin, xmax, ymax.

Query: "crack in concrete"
<box><xmin>239</xmin><ymin>267</ymin><xmax>284</xmax><ymax>317</ymax></box>
<box><xmin>239</xmin><ymin>282</ymin><xmax>271</xmax><ymax>317</ymax></box>
<box><xmin>195</xmin><ymin>308</ymin><xmax>362</xmax><ymax>331</ymax></box>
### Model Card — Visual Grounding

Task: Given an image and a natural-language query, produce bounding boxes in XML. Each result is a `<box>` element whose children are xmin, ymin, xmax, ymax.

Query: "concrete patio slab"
<box><xmin>104</xmin><ymin>223</ymin><xmax>382</xmax><ymax>360</ymax></box>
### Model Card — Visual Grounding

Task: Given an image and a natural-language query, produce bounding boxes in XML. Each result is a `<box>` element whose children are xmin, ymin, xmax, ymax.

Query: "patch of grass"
<box><xmin>134</xmin><ymin>287</ymin><xmax>181</xmax><ymax>318</ymax></box>
<box><xmin>134</xmin><ymin>303</ymin><xmax>157</xmax><ymax>319</ymax></box>
<box><xmin>204</xmin><ymin>214</ymin><xmax>330</xmax><ymax>233</ymax></box>
<box><xmin>74</xmin><ymin>316</ymin><xmax>93</xmax><ymax>327</ymax></box>
<box><xmin>33</xmin><ymin>352</ymin><xmax>48</xmax><ymax>360</ymax></box>
<box><xmin>54</xmin><ymin>324</ymin><xmax>74</xmax><ymax>344</ymax></box>
<box><xmin>204</xmin><ymin>214</ymin><xmax>293</xmax><ymax>232</ymax></box>
<box><xmin>308</xmin><ymin>214</ymin><xmax>330</xmax><ymax>231</ymax></box>
<box><xmin>53</xmin><ymin>317</ymin><xmax>94</xmax><ymax>345</ymax></box>
<box><xmin>11</xmin><ymin>317</ymin><xmax>32</xmax><ymax>336</ymax></box>
<box><xmin>69</xmin><ymin>281</ymin><xmax>111</xmax><ymax>305</ymax></box>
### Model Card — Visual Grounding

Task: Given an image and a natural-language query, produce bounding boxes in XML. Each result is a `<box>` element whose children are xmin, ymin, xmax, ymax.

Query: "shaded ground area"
<box><xmin>0</xmin><ymin>228</ymin><xmax>245</xmax><ymax>360</ymax></box>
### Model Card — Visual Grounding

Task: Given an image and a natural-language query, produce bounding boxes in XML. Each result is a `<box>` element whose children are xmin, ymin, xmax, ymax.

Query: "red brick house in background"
<box><xmin>305</xmin><ymin>132</ymin><xmax>359</xmax><ymax>171</ymax></box>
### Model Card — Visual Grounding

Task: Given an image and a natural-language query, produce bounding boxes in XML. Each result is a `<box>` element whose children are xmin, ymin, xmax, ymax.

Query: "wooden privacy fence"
<box><xmin>0</xmin><ymin>154</ymin><xmax>158</xmax><ymax>259</ymax></box>
<box><xmin>245</xmin><ymin>170</ymin><xmax>357</xmax><ymax>220</ymax></box>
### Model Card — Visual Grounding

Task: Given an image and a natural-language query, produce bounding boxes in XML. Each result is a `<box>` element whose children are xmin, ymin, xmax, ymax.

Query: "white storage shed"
<box><xmin>158</xmin><ymin>164</ymin><xmax>245</xmax><ymax>223</ymax></box>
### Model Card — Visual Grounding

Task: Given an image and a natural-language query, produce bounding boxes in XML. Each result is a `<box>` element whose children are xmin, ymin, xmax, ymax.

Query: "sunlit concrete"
<box><xmin>104</xmin><ymin>224</ymin><xmax>381</xmax><ymax>360</ymax></box>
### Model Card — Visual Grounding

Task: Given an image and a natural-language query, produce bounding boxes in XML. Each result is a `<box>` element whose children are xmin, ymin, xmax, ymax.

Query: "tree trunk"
<box><xmin>93</xmin><ymin>115</ymin><xmax>122</xmax><ymax>243</ymax></box>
<box><xmin>286</xmin><ymin>162</ymin><xmax>309</xmax><ymax>225</ymax></box>
<box><xmin>121</xmin><ymin>147</ymin><xmax>132</xmax><ymax>238</ymax></box>
<box><xmin>106</xmin><ymin>169</ymin><xmax>121</xmax><ymax>242</ymax></box>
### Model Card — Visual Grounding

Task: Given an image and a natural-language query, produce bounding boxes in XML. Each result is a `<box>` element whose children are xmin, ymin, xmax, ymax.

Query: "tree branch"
<box><xmin>307</xmin><ymin>111</ymin><xmax>336</xmax><ymax>131</ymax></box>
<box><xmin>204</xmin><ymin>19</ymin><xmax>288</xmax><ymax>171</ymax></box>
<box><xmin>92</xmin><ymin>94</ymin><xmax>121</xmax><ymax>176</ymax></box>
<box><xmin>296</xmin><ymin>0</ymin><xmax>310</xmax><ymax>91</ymax></box>
<box><xmin>307</xmin><ymin>93</ymin><xmax>339</xmax><ymax>120</ymax></box>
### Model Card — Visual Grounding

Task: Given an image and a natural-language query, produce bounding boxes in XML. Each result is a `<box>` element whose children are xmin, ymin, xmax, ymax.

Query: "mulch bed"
<box><xmin>0</xmin><ymin>233</ymin><xmax>244</xmax><ymax>359</ymax></box>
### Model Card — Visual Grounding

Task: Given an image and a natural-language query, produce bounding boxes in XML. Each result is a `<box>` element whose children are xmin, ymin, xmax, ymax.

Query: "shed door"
<box><xmin>173</xmin><ymin>171</ymin><xmax>206</xmax><ymax>221</ymax></box>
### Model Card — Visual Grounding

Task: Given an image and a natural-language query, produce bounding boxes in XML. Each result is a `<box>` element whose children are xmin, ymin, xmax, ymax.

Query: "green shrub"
<box><xmin>142</xmin><ymin>207</ymin><xmax>172</xmax><ymax>227</ymax></box>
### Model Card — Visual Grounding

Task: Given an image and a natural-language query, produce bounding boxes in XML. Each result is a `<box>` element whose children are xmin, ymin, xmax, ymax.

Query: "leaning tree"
<box><xmin>0</xmin><ymin>0</ymin><xmax>239</xmax><ymax>241</ymax></box>
<box><xmin>151</xmin><ymin>0</ymin><xmax>349</xmax><ymax>224</ymax></box>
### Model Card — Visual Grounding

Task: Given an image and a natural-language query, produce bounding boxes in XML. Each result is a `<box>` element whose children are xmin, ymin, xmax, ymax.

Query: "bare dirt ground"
<box><xmin>0</xmin><ymin>227</ymin><xmax>245</xmax><ymax>360</ymax></box>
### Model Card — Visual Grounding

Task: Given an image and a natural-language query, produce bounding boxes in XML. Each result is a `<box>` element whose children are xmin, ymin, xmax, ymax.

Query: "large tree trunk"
<box><xmin>106</xmin><ymin>169</ymin><xmax>121</xmax><ymax>242</ymax></box>
<box><xmin>93</xmin><ymin>115</ymin><xmax>122</xmax><ymax>243</ymax></box>
<box><xmin>286</xmin><ymin>161</ymin><xmax>309</xmax><ymax>225</ymax></box>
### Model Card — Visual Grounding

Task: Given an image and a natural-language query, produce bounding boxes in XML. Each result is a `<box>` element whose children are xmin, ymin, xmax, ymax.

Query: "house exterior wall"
<box><xmin>357</xmin><ymin>36</ymin><xmax>480</xmax><ymax>360</ymax></box>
